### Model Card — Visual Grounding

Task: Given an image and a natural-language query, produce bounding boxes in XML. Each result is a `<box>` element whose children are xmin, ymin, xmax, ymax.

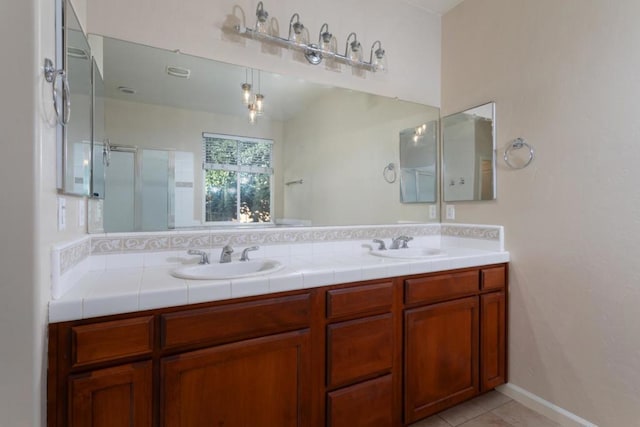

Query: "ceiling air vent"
<box><xmin>166</xmin><ymin>66</ymin><xmax>191</xmax><ymax>79</ymax></box>
<box><xmin>67</xmin><ymin>46</ymin><xmax>89</xmax><ymax>60</ymax></box>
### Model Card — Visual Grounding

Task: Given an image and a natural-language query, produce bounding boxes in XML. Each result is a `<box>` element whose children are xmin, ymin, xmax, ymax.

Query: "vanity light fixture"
<box><xmin>234</xmin><ymin>2</ymin><xmax>387</xmax><ymax>72</ymax></box>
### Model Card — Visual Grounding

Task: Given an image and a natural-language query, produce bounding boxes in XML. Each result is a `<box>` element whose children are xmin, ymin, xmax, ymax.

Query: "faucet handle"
<box><xmin>219</xmin><ymin>245</ymin><xmax>234</xmax><ymax>263</ymax></box>
<box><xmin>187</xmin><ymin>249</ymin><xmax>209</xmax><ymax>264</ymax></box>
<box><xmin>240</xmin><ymin>246</ymin><xmax>260</xmax><ymax>261</ymax></box>
<box><xmin>372</xmin><ymin>239</ymin><xmax>387</xmax><ymax>250</ymax></box>
<box><xmin>391</xmin><ymin>235</ymin><xmax>413</xmax><ymax>249</ymax></box>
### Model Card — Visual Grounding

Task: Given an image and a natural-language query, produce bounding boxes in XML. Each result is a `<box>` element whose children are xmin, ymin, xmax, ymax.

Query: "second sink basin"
<box><xmin>370</xmin><ymin>247</ymin><xmax>444</xmax><ymax>259</ymax></box>
<box><xmin>171</xmin><ymin>259</ymin><xmax>284</xmax><ymax>280</ymax></box>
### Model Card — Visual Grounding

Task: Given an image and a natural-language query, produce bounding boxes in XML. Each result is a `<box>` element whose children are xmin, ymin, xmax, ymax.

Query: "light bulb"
<box><xmin>255</xmin><ymin>94</ymin><xmax>264</xmax><ymax>115</ymax></box>
<box><xmin>248</xmin><ymin>104</ymin><xmax>257</xmax><ymax>124</ymax></box>
<box><xmin>241</xmin><ymin>83</ymin><xmax>252</xmax><ymax>105</ymax></box>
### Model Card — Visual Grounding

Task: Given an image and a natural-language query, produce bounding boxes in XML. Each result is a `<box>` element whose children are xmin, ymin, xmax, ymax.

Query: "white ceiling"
<box><xmin>400</xmin><ymin>0</ymin><xmax>465</xmax><ymax>15</ymax></box>
<box><xmin>102</xmin><ymin>37</ymin><xmax>331</xmax><ymax>121</ymax></box>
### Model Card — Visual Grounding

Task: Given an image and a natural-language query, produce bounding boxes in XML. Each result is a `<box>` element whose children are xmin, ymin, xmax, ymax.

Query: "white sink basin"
<box><xmin>370</xmin><ymin>247</ymin><xmax>444</xmax><ymax>259</ymax></box>
<box><xmin>171</xmin><ymin>260</ymin><xmax>284</xmax><ymax>280</ymax></box>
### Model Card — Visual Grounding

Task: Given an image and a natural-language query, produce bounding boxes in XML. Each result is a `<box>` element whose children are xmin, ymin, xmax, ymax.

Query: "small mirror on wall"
<box><xmin>399</xmin><ymin>120</ymin><xmax>438</xmax><ymax>203</ymax></box>
<box><xmin>442</xmin><ymin>102</ymin><xmax>496</xmax><ymax>202</ymax></box>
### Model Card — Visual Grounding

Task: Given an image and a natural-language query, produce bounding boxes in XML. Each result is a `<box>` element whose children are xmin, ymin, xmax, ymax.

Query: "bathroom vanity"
<box><xmin>47</xmin><ymin>261</ymin><xmax>507</xmax><ymax>427</ymax></box>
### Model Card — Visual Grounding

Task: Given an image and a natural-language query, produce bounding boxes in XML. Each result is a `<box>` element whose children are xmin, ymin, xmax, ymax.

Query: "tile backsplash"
<box><xmin>51</xmin><ymin>223</ymin><xmax>503</xmax><ymax>300</ymax></box>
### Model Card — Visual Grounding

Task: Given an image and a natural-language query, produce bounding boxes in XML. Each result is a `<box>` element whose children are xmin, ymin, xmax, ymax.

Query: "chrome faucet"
<box><xmin>240</xmin><ymin>246</ymin><xmax>259</xmax><ymax>261</ymax></box>
<box><xmin>219</xmin><ymin>245</ymin><xmax>234</xmax><ymax>263</ymax></box>
<box><xmin>187</xmin><ymin>249</ymin><xmax>210</xmax><ymax>264</ymax></box>
<box><xmin>390</xmin><ymin>236</ymin><xmax>413</xmax><ymax>250</ymax></box>
<box><xmin>372</xmin><ymin>239</ymin><xmax>387</xmax><ymax>250</ymax></box>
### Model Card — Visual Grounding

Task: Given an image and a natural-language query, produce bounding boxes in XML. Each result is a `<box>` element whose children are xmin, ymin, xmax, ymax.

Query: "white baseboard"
<box><xmin>497</xmin><ymin>383</ymin><xmax>598</xmax><ymax>427</ymax></box>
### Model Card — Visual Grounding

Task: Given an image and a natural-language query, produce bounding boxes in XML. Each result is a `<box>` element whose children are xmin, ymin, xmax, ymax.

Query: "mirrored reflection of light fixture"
<box><xmin>345</xmin><ymin>32</ymin><xmax>362</xmax><ymax>62</ymax></box>
<box><xmin>288</xmin><ymin>13</ymin><xmax>308</xmax><ymax>45</ymax></box>
<box><xmin>370</xmin><ymin>40</ymin><xmax>387</xmax><ymax>72</ymax></box>
<box><xmin>413</xmin><ymin>123</ymin><xmax>428</xmax><ymax>143</ymax></box>
<box><xmin>254</xmin><ymin>94</ymin><xmax>264</xmax><ymax>116</ymax></box>
<box><xmin>241</xmin><ymin>68</ymin><xmax>252</xmax><ymax>105</ymax></box>
<box><xmin>248</xmin><ymin>103</ymin><xmax>257</xmax><ymax>124</ymax></box>
<box><xmin>254</xmin><ymin>70</ymin><xmax>264</xmax><ymax>115</ymax></box>
<box><xmin>241</xmin><ymin>83</ymin><xmax>252</xmax><ymax>104</ymax></box>
<box><xmin>233</xmin><ymin>3</ymin><xmax>387</xmax><ymax>73</ymax></box>
<box><xmin>255</xmin><ymin>1</ymin><xmax>269</xmax><ymax>35</ymax></box>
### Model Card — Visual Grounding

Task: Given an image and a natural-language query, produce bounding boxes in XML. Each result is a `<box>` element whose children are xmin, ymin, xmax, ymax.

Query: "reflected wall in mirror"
<box><xmin>89</xmin><ymin>36</ymin><xmax>440</xmax><ymax>232</ymax></box>
<box><xmin>399</xmin><ymin>121</ymin><xmax>438</xmax><ymax>203</ymax></box>
<box><xmin>442</xmin><ymin>102</ymin><xmax>496</xmax><ymax>202</ymax></box>
<box><xmin>57</xmin><ymin>0</ymin><xmax>92</xmax><ymax>196</ymax></box>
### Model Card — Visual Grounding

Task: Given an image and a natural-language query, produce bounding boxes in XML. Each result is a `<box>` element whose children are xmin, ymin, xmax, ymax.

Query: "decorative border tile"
<box><xmin>441</xmin><ymin>224</ymin><xmax>501</xmax><ymax>241</ymax></box>
<box><xmin>59</xmin><ymin>238</ymin><xmax>91</xmax><ymax>275</ymax></box>
<box><xmin>88</xmin><ymin>224</ymin><xmax>442</xmax><ymax>254</ymax></box>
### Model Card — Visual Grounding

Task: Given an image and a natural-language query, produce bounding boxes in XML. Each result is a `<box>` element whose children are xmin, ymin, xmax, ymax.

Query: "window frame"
<box><xmin>202</xmin><ymin>132</ymin><xmax>274</xmax><ymax>225</ymax></box>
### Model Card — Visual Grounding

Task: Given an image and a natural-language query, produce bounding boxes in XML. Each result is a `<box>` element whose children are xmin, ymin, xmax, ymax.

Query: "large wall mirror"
<box><xmin>56</xmin><ymin>0</ymin><xmax>93</xmax><ymax>196</ymax></box>
<box><xmin>442</xmin><ymin>102</ymin><xmax>496</xmax><ymax>202</ymax></box>
<box><xmin>87</xmin><ymin>36</ymin><xmax>440</xmax><ymax>232</ymax></box>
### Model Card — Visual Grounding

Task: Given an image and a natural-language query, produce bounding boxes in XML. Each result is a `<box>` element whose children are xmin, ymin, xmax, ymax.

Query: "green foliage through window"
<box><xmin>203</xmin><ymin>134</ymin><xmax>273</xmax><ymax>223</ymax></box>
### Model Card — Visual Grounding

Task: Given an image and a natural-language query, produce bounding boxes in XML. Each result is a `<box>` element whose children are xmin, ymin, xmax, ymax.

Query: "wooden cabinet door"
<box><xmin>161</xmin><ymin>330</ymin><xmax>311</xmax><ymax>427</ymax></box>
<box><xmin>327</xmin><ymin>374</ymin><xmax>393</xmax><ymax>427</ymax></box>
<box><xmin>68</xmin><ymin>361</ymin><xmax>152</xmax><ymax>427</ymax></box>
<box><xmin>404</xmin><ymin>297</ymin><xmax>479</xmax><ymax>424</ymax></box>
<box><xmin>481</xmin><ymin>291</ymin><xmax>506</xmax><ymax>391</ymax></box>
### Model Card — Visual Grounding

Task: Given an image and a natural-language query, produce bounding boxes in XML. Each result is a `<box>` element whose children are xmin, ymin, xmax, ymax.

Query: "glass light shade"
<box><xmin>348</xmin><ymin>40</ymin><xmax>362</xmax><ymax>62</ymax></box>
<box><xmin>320</xmin><ymin>32</ymin><xmax>337</xmax><ymax>54</ymax></box>
<box><xmin>241</xmin><ymin>83</ymin><xmax>252</xmax><ymax>105</ymax></box>
<box><xmin>248</xmin><ymin>104</ymin><xmax>257</xmax><ymax>124</ymax></box>
<box><xmin>255</xmin><ymin>19</ymin><xmax>269</xmax><ymax>35</ymax></box>
<box><xmin>255</xmin><ymin>94</ymin><xmax>264</xmax><ymax>115</ymax></box>
<box><xmin>372</xmin><ymin>48</ymin><xmax>387</xmax><ymax>72</ymax></box>
<box><xmin>291</xmin><ymin>22</ymin><xmax>308</xmax><ymax>45</ymax></box>
<box><xmin>255</xmin><ymin>2</ymin><xmax>269</xmax><ymax>34</ymax></box>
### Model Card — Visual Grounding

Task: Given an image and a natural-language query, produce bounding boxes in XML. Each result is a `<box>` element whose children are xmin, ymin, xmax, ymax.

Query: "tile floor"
<box><xmin>408</xmin><ymin>391</ymin><xmax>560</xmax><ymax>427</ymax></box>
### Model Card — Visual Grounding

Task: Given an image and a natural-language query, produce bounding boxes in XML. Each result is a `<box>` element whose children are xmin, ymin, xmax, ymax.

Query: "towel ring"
<box><xmin>383</xmin><ymin>163</ymin><xmax>397</xmax><ymax>183</ymax></box>
<box><xmin>504</xmin><ymin>138</ymin><xmax>534</xmax><ymax>169</ymax></box>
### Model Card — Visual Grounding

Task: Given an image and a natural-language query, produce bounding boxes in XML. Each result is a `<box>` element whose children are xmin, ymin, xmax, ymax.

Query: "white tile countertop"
<box><xmin>49</xmin><ymin>246</ymin><xmax>509</xmax><ymax>323</ymax></box>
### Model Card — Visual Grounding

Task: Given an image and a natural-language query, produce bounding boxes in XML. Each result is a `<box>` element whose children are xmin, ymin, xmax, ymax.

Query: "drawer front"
<box><xmin>327</xmin><ymin>314</ymin><xmax>393</xmax><ymax>388</ymax></box>
<box><xmin>71</xmin><ymin>316</ymin><xmax>154</xmax><ymax>368</ymax></box>
<box><xmin>405</xmin><ymin>270</ymin><xmax>479</xmax><ymax>305</ymax></box>
<box><xmin>326</xmin><ymin>282</ymin><xmax>393</xmax><ymax>319</ymax></box>
<box><xmin>161</xmin><ymin>294</ymin><xmax>310</xmax><ymax>350</ymax></box>
<box><xmin>481</xmin><ymin>265</ymin><xmax>506</xmax><ymax>291</ymax></box>
<box><xmin>327</xmin><ymin>374</ymin><xmax>393</xmax><ymax>427</ymax></box>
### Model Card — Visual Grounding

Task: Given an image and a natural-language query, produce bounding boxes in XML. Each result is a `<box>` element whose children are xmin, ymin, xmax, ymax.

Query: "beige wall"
<box><xmin>86</xmin><ymin>0</ymin><xmax>441</xmax><ymax>107</ymax></box>
<box><xmin>0</xmin><ymin>0</ymin><xmax>88</xmax><ymax>425</ymax></box>
<box><xmin>442</xmin><ymin>1</ymin><xmax>640</xmax><ymax>425</ymax></box>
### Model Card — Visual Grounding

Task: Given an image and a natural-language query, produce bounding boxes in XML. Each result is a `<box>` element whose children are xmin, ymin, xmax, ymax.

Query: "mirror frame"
<box><xmin>441</xmin><ymin>101</ymin><xmax>496</xmax><ymax>202</ymax></box>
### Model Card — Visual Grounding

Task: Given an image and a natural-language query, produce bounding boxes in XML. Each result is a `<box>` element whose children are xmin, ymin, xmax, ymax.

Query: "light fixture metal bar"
<box><xmin>235</xmin><ymin>25</ymin><xmax>377</xmax><ymax>72</ymax></box>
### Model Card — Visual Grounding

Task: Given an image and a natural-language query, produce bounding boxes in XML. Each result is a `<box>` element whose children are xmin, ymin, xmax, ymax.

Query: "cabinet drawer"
<box><xmin>71</xmin><ymin>316</ymin><xmax>154</xmax><ymax>368</ymax></box>
<box><xmin>326</xmin><ymin>282</ymin><xmax>393</xmax><ymax>319</ymax></box>
<box><xmin>327</xmin><ymin>374</ymin><xmax>393</xmax><ymax>427</ymax></box>
<box><xmin>405</xmin><ymin>270</ymin><xmax>479</xmax><ymax>305</ymax></box>
<box><xmin>161</xmin><ymin>294</ymin><xmax>310</xmax><ymax>350</ymax></box>
<box><xmin>327</xmin><ymin>314</ymin><xmax>393</xmax><ymax>388</ymax></box>
<box><xmin>481</xmin><ymin>265</ymin><xmax>506</xmax><ymax>291</ymax></box>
